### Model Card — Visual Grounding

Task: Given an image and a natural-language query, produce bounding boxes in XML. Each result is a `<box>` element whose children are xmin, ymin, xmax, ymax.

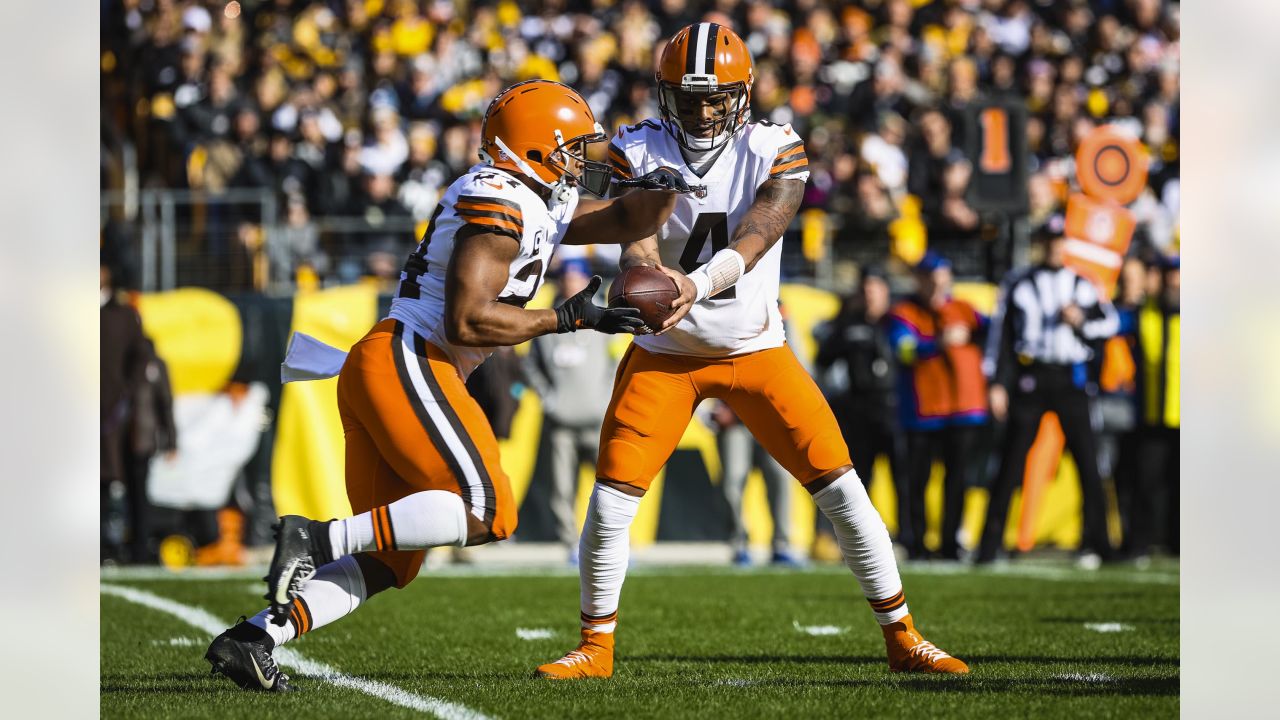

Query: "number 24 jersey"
<box><xmin>608</xmin><ymin>119</ymin><xmax>810</xmax><ymax>358</ymax></box>
<box><xmin>389</xmin><ymin>164</ymin><xmax>577</xmax><ymax>378</ymax></box>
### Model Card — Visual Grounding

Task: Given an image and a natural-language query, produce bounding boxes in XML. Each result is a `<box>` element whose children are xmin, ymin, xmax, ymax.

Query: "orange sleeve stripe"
<box><xmin>462</xmin><ymin>215</ymin><xmax>523</xmax><ymax>234</ymax></box>
<box><xmin>454</xmin><ymin>201</ymin><xmax>522</xmax><ymax>221</ymax></box>
<box><xmin>770</xmin><ymin>158</ymin><xmax>809</xmax><ymax>176</ymax></box>
<box><xmin>774</xmin><ymin>144</ymin><xmax>806</xmax><ymax>162</ymax></box>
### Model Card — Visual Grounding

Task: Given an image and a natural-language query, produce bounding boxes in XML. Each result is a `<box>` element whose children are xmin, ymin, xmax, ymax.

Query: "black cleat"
<box><xmin>264</xmin><ymin>515</ymin><xmax>332</xmax><ymax>624</ymax></box>
<box><xmin>205</xmin><ymin>617</ymin><xmax>292</xmax><ymax>692</ymax></box>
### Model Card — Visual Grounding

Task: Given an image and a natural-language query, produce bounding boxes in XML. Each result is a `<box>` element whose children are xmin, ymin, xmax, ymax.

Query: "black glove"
<box><xmin>617</xmin><ymin>167</ymin><xmax>706</xmax><ymax>196</ymax></box>
<box><xmin>555</xmin><ymin>276</ymin><xmax>646</xmax><ymax>334</ymax></box>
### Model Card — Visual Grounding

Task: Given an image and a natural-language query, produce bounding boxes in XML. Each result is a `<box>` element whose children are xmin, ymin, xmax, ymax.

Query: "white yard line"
<box><xmin>1084</xmin><ymin>622</ymin><xmax>1135</xmax><ymax>633</ymax></box>
<box><xmin>515</xmin><ymin>628</ymin><xmax>555</xmax><ymax>640</ymax></box>
<box><xmin>101</xmin><ymin>583</ymin><xmax>493</xmax><ymax>720</ymax></box>
<box><xmin>792</xmin><ymin>621</ymin><xmax>847</xmax><ymax>636</ymax></box>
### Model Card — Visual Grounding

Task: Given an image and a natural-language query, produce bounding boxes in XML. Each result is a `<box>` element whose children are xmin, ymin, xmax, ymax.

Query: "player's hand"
<box><xmin>1060</xmin><ymin>304</ymin><xmax>1085</xmax><ymax>330</ymax></box>
<box><xmin>618</xmin><ymin>167</ymin><xmax>706</xmax><ymax>196</ymax></box>
<box><xmin>989</xmin><ymin>384</ymin><xmax>1009</xmax><ymax>423</ymax></box>
<box><xmin>655</xmin><ymin>264</ymin><xmax>696</xmax><ymax>335</ymax></box>
<box><xmin>555</xmin><ymin>275</ymin><xmax>646</xmax><ymax>334</ymax></box>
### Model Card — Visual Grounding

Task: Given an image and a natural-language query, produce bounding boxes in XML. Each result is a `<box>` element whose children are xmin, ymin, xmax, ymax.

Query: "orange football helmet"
<box><xmin>479</xmin><ymin>79</ymin><xmax>612</xmax><ymax>198</ymax></box>
<box><xmin>656</xmin><ymin>23</ymin><xmax>754</xmax><ymax>152</ymax></box>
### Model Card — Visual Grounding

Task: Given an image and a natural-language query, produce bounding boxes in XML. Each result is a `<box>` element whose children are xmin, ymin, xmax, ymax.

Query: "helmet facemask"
<box><xmin>658</xmin><ymin>76</ymin><xmax>750</xmax><ymax>153</ymax></box>
<box><xmin>546</xmin><ymin>129</ymin><xmax>613</xmax><ymax>198</ymax></box>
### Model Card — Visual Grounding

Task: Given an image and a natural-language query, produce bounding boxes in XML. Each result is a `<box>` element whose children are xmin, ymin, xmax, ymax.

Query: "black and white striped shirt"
<box><xmin>984</xmin><ymin>266</ymin><xmax>1119</xmax><ymax>380</ymax></box>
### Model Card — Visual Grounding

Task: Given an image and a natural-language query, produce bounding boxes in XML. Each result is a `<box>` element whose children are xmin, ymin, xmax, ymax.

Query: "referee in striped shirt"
<box><xmin>977</xmin><ymin>218</ymin><xmax>1120</xmax><ymax>565</ymax></box>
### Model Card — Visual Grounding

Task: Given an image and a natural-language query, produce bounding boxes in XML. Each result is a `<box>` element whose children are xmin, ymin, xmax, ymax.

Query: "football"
<box><xmin>608</xmin><ymin>265</ymin><xmax>680</xmax><ymax>331</ymax></box>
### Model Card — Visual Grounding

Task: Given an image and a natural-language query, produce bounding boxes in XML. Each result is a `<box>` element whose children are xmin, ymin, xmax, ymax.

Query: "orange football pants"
<box><xmin>596</xmin><ymin>343</ymin><xmax>852</xmax><ymax>491</ymax></box>
<box><xmin>336</xmin><ymin>320</ymin><xmax>517</xmax><ymax>587</ymax></box>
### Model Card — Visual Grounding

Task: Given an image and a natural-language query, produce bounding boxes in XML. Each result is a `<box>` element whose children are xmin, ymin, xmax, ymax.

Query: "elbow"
<box><xmin>444</xmin><ymin>313</ymin><xmax>486</xmax><ymax>347</ymax></box>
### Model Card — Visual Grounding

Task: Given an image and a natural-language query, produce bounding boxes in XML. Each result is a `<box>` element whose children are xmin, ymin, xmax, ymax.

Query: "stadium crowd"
<box><xmin>101</xmin><ymin>0</ymin><xmax>1179</xmax><ymax>287</ymax></box>
<box><xmin>100</xmin><ymin>0</ymin><xmax>1180</xmax><ymax>566</ymax></box>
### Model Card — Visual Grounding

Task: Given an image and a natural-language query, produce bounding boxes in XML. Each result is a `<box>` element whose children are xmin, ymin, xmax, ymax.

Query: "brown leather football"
<box><xmin>608</xmin><ymin>265</ymin><xmax>680</xmax><ymax>331</ymax></box>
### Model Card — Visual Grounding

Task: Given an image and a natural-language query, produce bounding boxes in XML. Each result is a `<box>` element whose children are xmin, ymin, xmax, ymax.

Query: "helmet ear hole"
<box><xmin>526</xmin><ymin>150</ymin><xmax>543</xmax><ymax>162</ymax></box>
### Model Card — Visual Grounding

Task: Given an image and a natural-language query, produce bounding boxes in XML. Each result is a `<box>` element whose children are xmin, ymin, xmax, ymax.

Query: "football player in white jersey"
<box><xmin>536</xmin><ymin>24</ymin><xmax>969</xmax><ymax>679</ymax></box>
<box><xmin>205</xmin><ymin>80</ymin><xmax>698</xmax><ymax>692</ymax></box>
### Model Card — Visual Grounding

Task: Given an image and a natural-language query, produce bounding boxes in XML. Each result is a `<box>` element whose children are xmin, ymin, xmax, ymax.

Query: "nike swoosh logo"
<box><xmin>250</xmin><ymin>655</ymin><xmax>275</xmax><ymax>689</ymax></box>
<box><xmin>483</xmin><ymin>181</ymin><xmax>503</xmax><ymax>189</ymax></box>
<box><xmin>274</xmin><ymin>559</ymin><xmax>298</xmax><ymax>605</ymax></box>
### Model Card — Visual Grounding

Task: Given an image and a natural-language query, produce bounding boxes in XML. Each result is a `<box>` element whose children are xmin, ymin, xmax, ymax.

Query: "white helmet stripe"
<box><xmin>694</xmin><ymin>23</ymin><xmax>710</xmax><ymax>75</ymax></box>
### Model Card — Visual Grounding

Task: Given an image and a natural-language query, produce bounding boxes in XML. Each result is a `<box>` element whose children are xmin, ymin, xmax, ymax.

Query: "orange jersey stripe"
<box><xmin>454</xmin><ymin>201</ymin><xmax>522</xmax><ymax>221</ymax></box>
<box><xmin>770</xmin><ymin>157</ymin><xmax>809</xmax><ymax>176</ymax></box>
<box><xmin>462</xmin><ymin>215</ymin><xmax>523</xmax><ymax>234</ymax></box>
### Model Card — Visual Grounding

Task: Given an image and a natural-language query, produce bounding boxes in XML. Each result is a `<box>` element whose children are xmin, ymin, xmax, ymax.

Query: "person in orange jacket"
<box><xmin>886</xmin><ymin>252</ymin><xmax>988</xmax><ymax>560</ymax></box>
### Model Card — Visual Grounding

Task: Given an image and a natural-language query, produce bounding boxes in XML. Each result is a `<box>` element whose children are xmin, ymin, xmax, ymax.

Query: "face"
<box><xmin>1044</xmin><ymin>236</ymin><xmax>1067</xmax><ymax>268</ymax></box>
<box><xmin>919</xmin><ymin>266</ymin><xmax>952</xmax><ymax>300</ymax></box>
<box><xmin>672</xmin><ymin>90</ymin><xmax>735</xmax><ymax>139</ymax></box>
<box><xmin>861</xmin><ymin>276</ymin><xmax>890</xmax><ymax>315</ymax></box>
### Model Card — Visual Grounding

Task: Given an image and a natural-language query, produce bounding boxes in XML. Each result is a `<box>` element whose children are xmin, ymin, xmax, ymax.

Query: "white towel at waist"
<box><xmin>280</xmin><ymin>332</ymin><xmax>350</xmax><ymax>383</ymax></box>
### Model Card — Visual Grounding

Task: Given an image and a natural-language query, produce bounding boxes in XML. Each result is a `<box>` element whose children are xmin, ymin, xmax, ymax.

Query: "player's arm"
<box><xmin>445</xmin><ymin>231</ymin><xmax>643</xmax><ymax>346</ymax></box>
<box><xmin>560</xmin><ymin>190</ymin><xmax>678</xmax><ymax>246</ymax></box>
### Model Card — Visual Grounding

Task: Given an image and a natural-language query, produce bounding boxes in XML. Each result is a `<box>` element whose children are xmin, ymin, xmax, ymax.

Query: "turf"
<box><xmin>101</xmin><ymin>561</ymin><xmax>1179</xmax><ymax>719</ymax></box>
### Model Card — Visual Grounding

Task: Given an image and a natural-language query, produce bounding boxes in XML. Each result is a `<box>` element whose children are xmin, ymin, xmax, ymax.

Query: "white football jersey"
<box><xmin>389</xmin><ymin>164</ymin><xmax>576</xmax><ymax>378</ymax></box>
<box><xmin>608</xmin><ymin>118</ymin><xmax>810</xmax><ymax>357</ymax></box>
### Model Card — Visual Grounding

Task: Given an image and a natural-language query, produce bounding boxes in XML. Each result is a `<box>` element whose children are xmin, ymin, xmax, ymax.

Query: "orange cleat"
<box><xmin>883</xmin><ymin>614</ymin><xmax>969</xmax><ymax>674</ymax></box>
<box><xmin>534</xmin><ymin>628</ymin><xmax>615</xmax><ymax>679</ymax></box>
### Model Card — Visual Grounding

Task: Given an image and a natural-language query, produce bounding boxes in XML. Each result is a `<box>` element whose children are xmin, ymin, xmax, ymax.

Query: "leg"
<box><xmin>756</xmin><ymin>440</ymin><xmax>793</xmax><ymax>556</ymax></box>
<box><xmin>724</xmin><ymin>346</ymin><xmax>964</xmax><ymax>670</ymax></box>
<box><xmin>1164</xmin><ymin>429</ymin><xmax>1179</xmax><ymax>555</ymax></box>
<box><xmin>939</xmin><ymin>425</ymin><xmax>977</xmax><ymax>559</ymax></box>
<box><xmin>264</xmin><ymin>323</ymin><xmax>516</xmax><ymax>619</ymax></box>
<box><xmin>902</xmin><ymin>431</ymin><xmax>935</xmax><ymax>559</ymax></box>
<box><xmin>977</xmin><ymin>386</ymin><xmax>1045</xmax><ymax>562</ymax></box>
<box><xmin>1054</xmin><ymin>389</ymin><xmax>1113</xmax><ymax>558</ymax></box>
<box><xmin>537</xmin><ymin>346</ymin><xmax>700</xmax><ymax>679</ymax></box>
<box><xmin>718</xmin><ymin>422</ymin><xmax>753</xmax><ymax>558</ymax></box>
<box><xmin>547</xmin><ymin>423</ymin><xmax>582</xmax><ymax>548</ymax></box>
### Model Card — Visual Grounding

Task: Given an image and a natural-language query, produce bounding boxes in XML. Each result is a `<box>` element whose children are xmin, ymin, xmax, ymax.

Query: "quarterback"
<box><xmin>536</xmin><ymin>24</ymin><xmax>968</xmax><ymax>679</ymax></box>
<box><xmin>204</xmin><ymin>80</ymin><xmax>696</xmax><ymax>692</ymax></box>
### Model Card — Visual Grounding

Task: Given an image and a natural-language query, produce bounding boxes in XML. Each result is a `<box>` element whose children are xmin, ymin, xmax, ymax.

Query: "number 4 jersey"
<box><xmin>608</xmin><ymin>119</ymin><xmax>809</xmax><ymax>358</ymax></box>
<box><xmin>389</xmin><ymin>164</ymin><xmax>577</xmax><ymax>378</ymax></box>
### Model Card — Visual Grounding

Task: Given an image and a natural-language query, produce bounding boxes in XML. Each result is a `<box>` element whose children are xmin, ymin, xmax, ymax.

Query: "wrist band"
<box><xmin>694</xmin><ymin>248</ymin><xmax>746</xmax><ymax>300</ymax></box>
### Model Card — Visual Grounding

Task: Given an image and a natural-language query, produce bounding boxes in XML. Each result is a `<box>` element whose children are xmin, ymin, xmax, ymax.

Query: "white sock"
<box><xmin>327</xmin><ymin>490</ymin><xmax>468</xmax><ymax>557</ymax></box>
<box><xmin>812</xmin><ymin>469</ymin><xmax>910</xmax><ymax>625</ymax></box>
<box><xmin>248</xmin><ymin>555</ymin><xmax>368</xmax><ymax>646</ymax></box>
<box><xmin>578</xmin><ymin>483</ymin><xmax>641</xmax><ymax>633</ymax></box>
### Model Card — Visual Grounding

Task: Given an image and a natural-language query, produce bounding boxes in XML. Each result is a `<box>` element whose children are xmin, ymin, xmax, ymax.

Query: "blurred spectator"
<box><xmin>125</xmin><ymin>338</ymin><xmax>178</xmax><ymax>565</ymax></box>
<box><xmin>100</xmin><ymin>0</ymin><xmax>1178</xmax><ymax>290</ymax></box>
<box><xmin>1125</xmin><ymin>255</ymin><xmax>1180</xmax><ymax>559</ymax></box>
<box><xmin>887</xmin><ymin>253</ymin><xmax>989</xmax><ymax>560</ymax></box>
<box><xmin>979</xmin><ymin>224</ymin><xmax>1119</xmax><ymax>566</ymax></box>
<box><xmin>1097</xmin><ymin>256</ymin><xmax>1145</xmax><ymax>556</ymax></box>
<box><xmin>267</xmin><ymin>195</ymin><xmax>328</xmax><ymax>288</ymax></box>
<box><xmin>101</xmin><ymin>258</ymin><xmax>149</xmax><ymax>564</ymax></box>
<box><xmin>813</xmin><ymin>267</ymin><xmax>906</xmax><ymax>558</ymax></box>
<box><xmin>710</xmin><ymin>402</ymin><xmax>798</xmax><ymax>567</ymax></box>
<box><xmin>524</xmin><ymin>261</ymin><xmax>617</xmax><ymax>562</ymax></box>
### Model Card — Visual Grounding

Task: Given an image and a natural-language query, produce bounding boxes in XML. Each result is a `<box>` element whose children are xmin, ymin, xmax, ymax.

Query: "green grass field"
<box><xmin>101</xmin><ymin>560</ymin><xmax>1178</xmax><ymax>719</ymax></box>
